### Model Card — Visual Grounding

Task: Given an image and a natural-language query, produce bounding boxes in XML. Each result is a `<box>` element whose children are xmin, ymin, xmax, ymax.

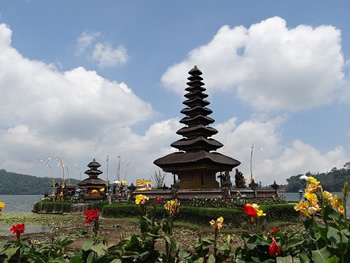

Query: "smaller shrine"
<box><xmin>78</xmin><ymin>159</ymin><xmax>107</xmax><ymax>201</ymax></box>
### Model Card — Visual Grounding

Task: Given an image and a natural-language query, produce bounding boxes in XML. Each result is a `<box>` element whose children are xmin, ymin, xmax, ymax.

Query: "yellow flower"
<box><xmin>294</xmin><ymin>201</ymin><xmax>310</xmax><ymax>217</ymax></box>
<box><xmin>338</xmin><ymin>205</ymin><xmax>345</xmax><ymax>215</ymax></box>
<box><xmin>251</xmin><ymin>203</ymin><xmax>266</xmax><ymax>217</ymax></box>
<box><xmin>322</xmin><ymin>191</ymin><xmax>333</xmax><ymax>202</ymax></box>
<box><xmin>0</xmin><ymin>202</ymin><xmax>5</xmax><ymax>212</ymax></box>
<box><xmin>135</xmin><ymin>194</ymin><xmax>149</xmax><ymax>205</ymax></box>
<box><xmin>164</xmin><ymin>199</ymin><xmax>180</xmax><ymax>216</ymax></box>
<box><xmin>304</xmin><ymin>192</ymin><xmax>318</xmax><ymax>204</ymax></box>
<box><xmin>210</xmin><ymin>216</ymin><xmax>224</xmax><ymax>231</ymax></box>
<box><xmin>306</xmin><ymin>176</ymin><xmax>320</xmax><ymax>185</ymax></box>
<box><xmin>217</xmin><ymin>216</ymin><xmax>224</xmax><ymax>230</ymax></box>
<box><xmin>331</xmin><ymin>195</ymin><xmax>342</xmax><ymax>210</ymax></box>
<box><xmin>308</xmin><ymin>206</ymin><xmax>317</xmax><ymax>216</ymax></box>
<box><xmin>257</xmin><ymin>209</ymin><xmax>266</xmax><ymax>217</ymax></box>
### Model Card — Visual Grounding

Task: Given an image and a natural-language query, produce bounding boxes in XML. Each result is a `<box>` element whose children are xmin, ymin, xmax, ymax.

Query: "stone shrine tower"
<box><xmin>154</xmin><ymin>66</ymin><xmax>240</xmax><ymax>189</ymax></box>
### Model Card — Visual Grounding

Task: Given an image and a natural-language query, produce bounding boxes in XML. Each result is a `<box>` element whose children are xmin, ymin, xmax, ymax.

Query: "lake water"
<box><xmin>0</xmin><ymin>195</ymin><xmax>43</xmax><ymax>213</ymax></box>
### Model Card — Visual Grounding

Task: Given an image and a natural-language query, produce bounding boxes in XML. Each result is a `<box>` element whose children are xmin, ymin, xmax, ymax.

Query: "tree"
<box><xmin>150</xmin><ymin>170</ymin><xmax>166</xmax><ymax>189</ymax></box>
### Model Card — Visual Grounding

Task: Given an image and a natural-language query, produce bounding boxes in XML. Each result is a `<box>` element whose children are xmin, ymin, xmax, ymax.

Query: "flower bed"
<box><xmin>1</xmin><ymin>178</ymin><xmax>349</xmax><ymax>262</ymax></box>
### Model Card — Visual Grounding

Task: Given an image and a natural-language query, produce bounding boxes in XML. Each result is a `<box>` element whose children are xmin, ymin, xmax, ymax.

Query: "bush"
<box><xmin>177</xmin><ymin>206</ymin><xmax>246</xmax><ymax>227</ymax></box>
<box><xmin>88</xmin><ymin>201</ymin><xmax>109</xmax><ymax>211</ymax></box>
<box><xmin>102</xmin><ymin>203</ymin><xmax>142</xmax><ymax>218</ymax></box>
<box><xmin>33</xmin><ymin>201</ymin><xmax>73</xmax><ymax>213</ymax></box>
<box><xmin>261</xmin><ymin>203</ymin><xmax>299</xmax><ymax>221</ymax></box>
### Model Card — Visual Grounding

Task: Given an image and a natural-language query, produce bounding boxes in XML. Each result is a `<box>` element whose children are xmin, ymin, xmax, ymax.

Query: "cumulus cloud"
<box><xmin>161</xmin><ymin>17</ymin><xmax>345</xmax><ymax>113</ymax></box>
<box><xmin>0</xmin><ymin>23</ymin><xmax>154</xmax><ymax>180</ymax></box>
<box><xmin>76</xmin><ymin>31</ymin><xmax>101</xmax><ymax>56</ymax></box>
<box><xmin>75</xmin><ymin>31</ymin><xmax>128</xmax><ymax>68</ymax></box>
<box><xmin>92</xmin><ymin>42</ymin><xmax>128</xmax><ymax>68</ymax></box>
<box><xmin>214</xmin><ymin>118</ymin><xmax>349</xmax><ymax>185</ymax></box>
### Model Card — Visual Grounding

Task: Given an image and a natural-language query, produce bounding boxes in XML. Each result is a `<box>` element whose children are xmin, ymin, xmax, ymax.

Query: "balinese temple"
<box><xmin>78</xmin><ymin>159</ymin><xmax>107</xmax><ymax>200</ymax></box>
<box><xmin>154</xmin><ymin>66</ymin><xmax>240</xmax><ymax>189</ymax></box>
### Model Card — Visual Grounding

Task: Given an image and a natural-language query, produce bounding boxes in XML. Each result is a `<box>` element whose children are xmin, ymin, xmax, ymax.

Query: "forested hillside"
<box><xmin>285</xmin><ymin>164</ymin><xmax>350</xmax><ymax>192</ymax></box>
<box><xmin>0</xmin><ymin>169</ymin><xmax>79</xmax><ymax>195</ymax></box>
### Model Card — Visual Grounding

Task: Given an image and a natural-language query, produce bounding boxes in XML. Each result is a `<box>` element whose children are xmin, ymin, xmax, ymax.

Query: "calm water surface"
<box><xmin>0</xmin><ymin>195</ymin><xmax>43</xmax><ymax>213</ymax></box>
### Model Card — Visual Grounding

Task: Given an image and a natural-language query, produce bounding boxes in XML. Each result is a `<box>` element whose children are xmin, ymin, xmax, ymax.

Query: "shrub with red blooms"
<box><xmin>269</xmin><ymin>227</ymin><xmax>281</xmax><ymax>256</ymax></box>
<box><xmin>84</xmin><ymin>209</ymin><xmax>100</xmax><ymax>225</ymax></box>
<box><xmin>84</xmin><ymin>209</ymin><xmax>100</xmax><ymax>237</ymax></box>
<box><xmin>10</xmin><ymin>223</ymin><xmax>25</xmax><ymax>238</ymax></box>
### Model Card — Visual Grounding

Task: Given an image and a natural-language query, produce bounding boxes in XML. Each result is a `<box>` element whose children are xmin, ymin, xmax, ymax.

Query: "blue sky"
<box><xmin>0</xmin><ymin>1</ymin><xmax>349</xmax><ymax>186</ymax></box>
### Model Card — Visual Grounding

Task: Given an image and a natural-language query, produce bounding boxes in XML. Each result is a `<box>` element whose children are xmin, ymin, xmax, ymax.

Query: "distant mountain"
<box><xmin>285</xmin><ymin>166</ymin><xmax>350</xmax><ymax>192</ymax></box>
<box><xmin>0</xmin><ymin>169</ymin><xmax>80</xmax><ymax>195</ymax></box>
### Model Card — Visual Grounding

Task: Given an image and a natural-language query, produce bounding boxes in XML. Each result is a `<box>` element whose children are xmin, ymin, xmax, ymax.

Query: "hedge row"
<box><xmin>88</xmin><ymin>201</ymin><xmax>109</xmax><ymax>211</ymax></box>
<box><xmin>261</xmin><ymin>203</ymin><xmax>299</xmax><ymax>221</ymax></box>
<box><xmin>101</xmin><ymin>203</ymin><xmax>298</xmax><ymax>227</ymax></box>
<box><xmin>33</xmin><ymin>201</ymin><xmax>73</xmax><ymax>214</ymax></box>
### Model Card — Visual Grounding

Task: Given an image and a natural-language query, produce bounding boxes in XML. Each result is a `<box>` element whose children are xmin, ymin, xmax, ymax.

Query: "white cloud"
<box><xmin>92</xmin><ymin>42</ymin><xmax>128</xmax><ymax>68</ymax></box>
<box><xmin>161</xmin><ymin>17</ymin><xmax>345</xmax><ymax>113</ymax></box>
<box><xmin>214</xmin><ymin>118</ymin><xmax>349</xmax><ymax>185</ymax></box>
<box><xmin>75</xmin><ymin>31</ymin><xmax>128</xmax><ymax>68</ymax></box>
<box><xmin>76</xmin><ymin>31</ymin><xmax>101</xmax><ymax>56</ymax></box>
<box><xmin>0</xmin><ymin>23</ymin><xmax>154</xmax><ymax>180</ymax></box>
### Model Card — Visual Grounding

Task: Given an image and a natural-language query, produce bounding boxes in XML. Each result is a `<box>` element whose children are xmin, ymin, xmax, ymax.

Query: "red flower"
<box><xmin>269</xmin><ymin>238</ymin><xmax>281</xmax><ymax>256</ymax></box>
<box><xmin>84</xmin><ymin>209</ymin><xmax>100</xmax><ymax>225</ymax></box>
<box><xmin>269</xmin><ymin>227</ymin><xmax>280</xmax><ymax>256</ymax></box>
<box><xmin>155</xmin><ymin>197</ymin><xmax>164</xmax><ymax>205</ymax></box>
<box><xmin>243</xmin><ymin>205</ymin><xmax>257</xmax><ymax>217</ymax></box>
<box><xmin>10</xmin><ymin>223</ymin><xmax>25</xmax><ymax>238</ymax></box>
<box><xmin>273</xmin><ymin>227</ymin><xmax>277</xmax><ymax>237</ymax></box>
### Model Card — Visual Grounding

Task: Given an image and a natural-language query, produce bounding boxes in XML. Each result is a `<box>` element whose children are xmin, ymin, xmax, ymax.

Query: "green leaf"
<box><xmin>207</xmin><ymin>254</ymin><xmax>216</xmax><ymax>263</ymax></box>
<box><xmin>311</xmin><ymin>246</ymin><xmax>331</xmax><ymax>262</ymax></box>
<box><xmin>177</xmin><ymin>250</ymin><xmax>192</xmax><ymax>260</ymax></box>
<box><xmin>91</xmin><ymin>243</ymin><xmax>107</xmax><ymax>256</ymax></box>
<box><xmin>323</xmin><ymin>255</ymin><xmax>340</xmax><ymax>263</ymax></box>
<box><xmin>110</xmin><ymin>259</ymin><xmax>122</xmax><ymax>263</ymax></box>
<box><xmin>194</xmin><ymin>257</ymin><xmax>205</xmax><ymax>263</ymax></box>
<box><xmin>327</xmin><ymin>227</ymin><xmax>341</xmax><ymax>246</ymax></box>
<box><xmin>70</xmin><ymin>256</ymin><xmax>83</xmax><ymax>263</ymax></box>
<box><xmin>86</xmin><ymin>251</ymin><xmax>95</xmax><ymax>263</ymax></box>
<box><xmin>82</xmin><ymin>241</ymin><xmax>94</xmax><ymax>251</ymax></box>
<box><xmin>5</xmin><ymin>247</ymin><xmax>19</xmax><ymax>260</ymax></box>
<box><xmin>276</xmin><ymin>255</ymin><xmax>293</xmax><ymax>263</ymax></box>
<box><xmin>284</xmin><ymin>237</ymin><xmax>304</xmax><ymax>250</ymax></box>
<box><xmin>124</xmin><ymin>235</ymin><xmax>140</xmax><ymax>251</ymax></box>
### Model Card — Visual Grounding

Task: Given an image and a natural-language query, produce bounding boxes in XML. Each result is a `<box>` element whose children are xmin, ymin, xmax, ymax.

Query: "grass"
<box><xmin>0</xmin><ymin>212</ymin><xmax>83</xmax><ymax>227</ymax></box>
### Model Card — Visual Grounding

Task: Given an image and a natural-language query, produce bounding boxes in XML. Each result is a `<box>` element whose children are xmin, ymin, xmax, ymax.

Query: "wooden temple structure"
<box><xmin>154</xmin><ymin>66</ymin><xmax>241</xmax><ymax>190</ymax></box>
<box><xmin>78</xmin><ymin>159</ymin><xmax>107</xmax><ymax>201</ymax></box>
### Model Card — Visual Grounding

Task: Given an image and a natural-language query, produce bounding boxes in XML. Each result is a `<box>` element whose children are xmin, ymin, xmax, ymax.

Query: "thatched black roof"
<box><xmin>154</xmin><ymin>65</ymin><xmax>240</xmax><ymax>173</ymax></box>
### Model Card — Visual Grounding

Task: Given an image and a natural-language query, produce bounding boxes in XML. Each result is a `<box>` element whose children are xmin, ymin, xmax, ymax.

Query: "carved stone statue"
<box><xmin>235</xmin><ymin>169</ymin><xmax>246</xmax><ymax>188</ymax></box>
<box><xmin>221</xmin><ymin>171</ymin><xmax>232</xmax><ymax>188</ymax></box>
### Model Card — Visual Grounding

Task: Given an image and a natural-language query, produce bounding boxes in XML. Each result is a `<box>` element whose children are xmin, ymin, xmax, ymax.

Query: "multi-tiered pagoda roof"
<box><xmin>154</xmin><ymin>66</ymin><xmax>240</xmax><ymax>189</ymax></box>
